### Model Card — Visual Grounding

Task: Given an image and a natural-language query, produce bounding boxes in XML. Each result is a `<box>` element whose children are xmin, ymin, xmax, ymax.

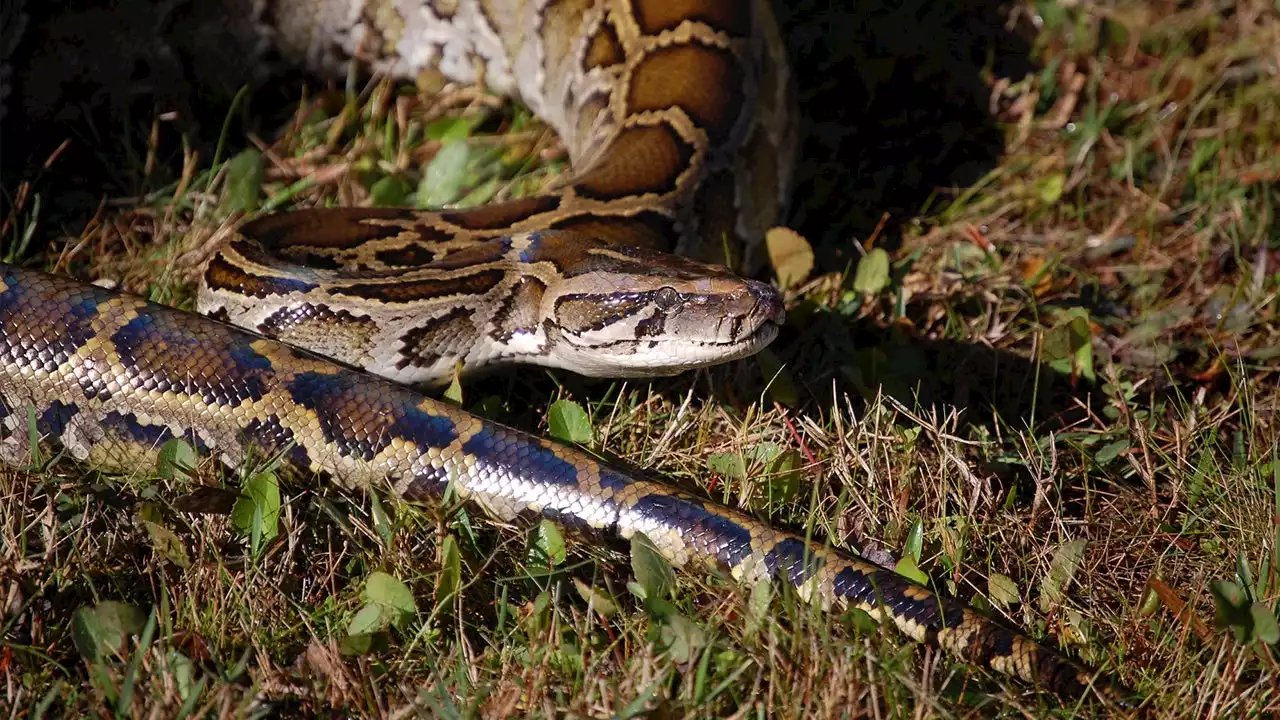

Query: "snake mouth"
<box><xmin>551</xmin><ymin>318</ymin><xmax>782</xmax><ymax>377</ymax></box>
<box><xmin>733</xmin><ymin>313</ymin><xmax>783</xmax><ymax>348</ymax></box>
<box><xmin>546</xmin><ymin>280</ymin><xmax>786</xmax><ymax>376</ymax></box>
<box><xmin>649</xmin><ymin>312</ymin><xmax>783</xmax><ymax>366</ymax></box>
<box><xmin>747</xmin><ymin>279</ymin><xmax>787</xmax><ymax>326</ymax></box>
<box><xmin>720</xmin><ymin>316</ymin><xmax>782</xmax><ymax>355</ymax></box>
<box><xmin>738</xmin><ymin>286</ymin><xmax>786</xmax><ymax>348</ymax></box>
<box><xmin>654</xmin><ymin>302</ymin><xmax>783</xmax><ymax>351</ymax></box>
<box><xmin>651</xmin><ymin>286</ymin><xmax>786</xmax><ymax>358</ymax></box>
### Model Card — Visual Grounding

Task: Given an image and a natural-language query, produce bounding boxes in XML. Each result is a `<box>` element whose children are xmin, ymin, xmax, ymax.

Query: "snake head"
<box><xmin>530</xmin><ymin>234</ymin><xmax>786</xmax><ymax>377</ymax></box>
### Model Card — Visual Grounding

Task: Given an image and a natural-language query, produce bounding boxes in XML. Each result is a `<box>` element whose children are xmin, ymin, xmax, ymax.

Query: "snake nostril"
<box><xmin>746</xmin><ymin>282</ymin><xmax>785</xmax><ymax>322</ymax></box>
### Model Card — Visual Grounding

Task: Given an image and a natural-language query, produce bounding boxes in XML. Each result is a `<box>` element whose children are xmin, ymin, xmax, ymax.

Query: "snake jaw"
<box><xmin>540</xmin><ymin>266</ymin><xmax>786</xmax><ymax>377</ymax></box>
<box><xmin>538</xmin><ymin>310</ymin><xmax>783</xmax><ymax>378</ymax></box>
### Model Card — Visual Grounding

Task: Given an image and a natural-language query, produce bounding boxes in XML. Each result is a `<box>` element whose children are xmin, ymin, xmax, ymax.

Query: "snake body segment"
<box><xmin>0</xmin><ymin>264</ymin><xmax>1114</xmax><ymax>699</ymax></box>
<box><xmin>251</xmin><ymin>0</ymin><xmax>796</xmax><ymax>274</ymax></box>
<box><xmin>199</xmin><ymin>215</ymin><xmax>786</xmax><ymax>386</ymax></box>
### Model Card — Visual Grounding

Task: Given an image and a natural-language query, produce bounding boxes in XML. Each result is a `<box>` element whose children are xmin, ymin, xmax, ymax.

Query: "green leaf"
<box><xmin>156</xmin><ymin>438</ymin><xmax>197</xmax><ymax>483</ymax></box>
<box><xmin>1044</xmin><ymin>308</ymin><xmax>1095</xmax><ymax>383</ymax></box>
<box><xmin>1209</xmin><ymin>580</ymin><xmax>1251</xmax><ymax>643</ymax></box>
<box><xmin>528</xmin><ymin>519</ymin><xmax>567</xmax><ymax>569</ymax></box>
<box><xmin>369</xmin><ymin>493</ymin><xmax>393</xmax><ymax>548</ymax></box>
<box><xmin>547</xmin><ymin>399</ymin><xmax>593</xmax><ymax>444</ymax></box>
<box><xmin>473</xmin><ymin>395</ymin><xmax>504</xmax><ymax>418</ymax></box>
<box><xmin>1038</xmin><ymin>539</ymin><xmax>1088</xmax><ymax>612</ymax></box>
<box><xmin>457</xmin><ymin>176</ymin><xmax>501</xmax><ymax>207</ymax></box>
<box><xmin>1210</xmin><ymin>579</ymin><xmax>1247</xmax><ymax>612</ymax></box>
<box><xmin>643</xmin><ymin>596</ymin><xmax>678</xmax><ymax>622</ymax></box>
<box><xmin>626</xmin><ymin>581</ymin><xmax>649</xmax><ymax>601</ymax></box>
<box><xmin>900</xmin><ymin>426</ymin><xmax>921</xmax><ymax>448</ymax></box>
<box><xmin>762</xmin><ymin>448</ymin><xmax>804</xmax><ymax>505</ymax></box>
<box><xmin>224</xmin><ymin>149</ymin><xmax>264</xmax><ymax>212</ymax></box>
<box><xmin>631</xmin><ymin>534</ymin><xmax>676</xmax><ymax>600</ymax></box>
<box><xmin>1068</xmin><ymin>311</ymin><xmax>1096</xmax><ymax>383</ymax></box>
<box><xmin>660</xmin><ymin>612</ymin><xmax>708</xmax><ymax>664</ymax></box>
<box><xmin>525</xmin><ymin>590</ymin><xmax>553</xmax><ymax>633</ymax></box>
<box><xmin>894</xmin><ymin>555</ymin><xmax>928</xmax><ymax>585</ymax></box>
<box><xmin>1188</xmin><ymin>138</ymin><xmax>1223</xmax><ymax>177</ymax></box>
<box><xmin>706</xmin><ymin>452</ymin><xmax>746</xmax><ymax>479</ymax></box>
<box><xmin>230</xmin><ymin>471</ymin><xmax>281</xmax><ymax>546</ymax></box>
<box><xmin>988</xmin><ymin>573</ymin><xmax>1021</xmax><ymax>608</ymax></box>
<box><xmin>425</xmin><ymin>114</ymin><xmax>483</xmax><ymax>143</ymax></box>
<box><xmin>141</xmin><ymin>517</ymin><xmax>190</xmax><ymax>569</ymax></box>
<box><xmin>852</xmin><ymin>248</ymin><xmax>890</xmax><ymax>296</ymax></box>
<box><xmin>573</xmin><ymin>579</ymin><xmax>618</xmax><ymax>619</ymax></box>
<box><xmin>346</xmin><ymin>604</ymin><xmax>384</xmax><ymax>637</ymax></box>
<box><xmin>1137</xmin><ymin>585</ymin><xmax>1161</xmax><ymax>617</ymax></box>
<box><xmin>1095</xmin><ymin>439</ymin><xmax>1129</xmax><ymax>466</ymax></box>
<box><xmin>1251</xmin><ymin>602</ymin><xmax>1280</xmax><ymax>645</ymax></box>
<box><xmin>764</xmin><ymin>227</ymin><xmax>814</xmax><ymax>290</ymax></box>
<box><xmin>72</xmin><ymin>602</ymin><xmax>146</xmax><ymax>663</ymax></box>
<box><xmin>168</xmin><ymin>651</ymin><xmax>196</xmax><ymax>701</ymax></box>
<box><xmin>846</xmin><ymin>607</ymin><xmax>878</xmax><ymax>634</ymax></box>
<box><xmin>339</xmin><ymin>631</ymin><xmax>374</xmax><ymax>656</ymax></box>
<box><xmin>436</xmin><ymin>536</ymin><xmax>461</xmax><ymax>611</ymax></box>
<box><xmin>442</xmin><ymin>371</ymin><xmax>464</xmax><ymax>406</ymax></box>
<box><xmin>368</xmin><ymin>175</ymin><xmax>411</xmax><ymax>206</ymax></box>
<box><xmin>362</xmin><ymin>570</ymin><xmax>418</xmax><ymax>630</ymax></box>
<box><xmin>1032</xmin><ymin>172</ymin><xmax>1065</xmax><ymax>205</ymax></box>
<box><xmin>417</xmin><ymin>142</ymin><xmax>471</xmax><ymax>207</ymax></box>
<box><xmin>745</xmin><ymin>576</ymin><xmax>773</xmax><ymax>639</ymax></box>
<box><xmin>903</xmin><ymin>519</ymin><xmax>923</xmax><ymax>562</ymax></box>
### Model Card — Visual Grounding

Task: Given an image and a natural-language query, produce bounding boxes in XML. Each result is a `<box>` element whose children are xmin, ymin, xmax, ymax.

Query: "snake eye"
<box><xmin>653</xmin><ymin>287</ymin><xmax>682</xmax><ymax>311</ymax></box>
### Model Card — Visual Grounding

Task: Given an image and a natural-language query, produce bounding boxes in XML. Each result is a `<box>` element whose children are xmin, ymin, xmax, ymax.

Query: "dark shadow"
<box><xmin>0</xmin><ymin>1</ymin><xmax>302</xmax><ymax>234</ymax></box>
<box><xmin>775</xmin><ymin>311</ymin><xmax>1101</xmax><ymax>436</ymax></box>
<box><xmin>776</xmin><ymin>0</ymin><xmax>1037</xmax><ymax>268</ymax></box>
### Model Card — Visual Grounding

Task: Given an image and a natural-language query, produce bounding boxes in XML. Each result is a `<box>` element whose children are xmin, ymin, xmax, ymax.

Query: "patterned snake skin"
<box><xmin>0</xmin><ymin>0</ymin><xmax>1129</xmax><ymax>705</ymax></box>
<box><xmin>198</xmin><ymin>213</ymin><xmax>788</xmax><ymax>386</ymax></box>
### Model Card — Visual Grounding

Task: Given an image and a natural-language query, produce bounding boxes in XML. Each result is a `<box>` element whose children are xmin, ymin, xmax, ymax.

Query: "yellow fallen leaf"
<box><xmin>765</xmin><ymin>226</ymin><xmax>814</xmax><ymax>290</ymax></box>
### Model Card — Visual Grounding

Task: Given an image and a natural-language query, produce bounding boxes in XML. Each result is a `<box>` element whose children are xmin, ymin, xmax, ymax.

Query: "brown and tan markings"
<box><xmin>372</xmin><ymin>243</ymin><xmax>438</xmax><ymax>268</ymax></box>
<box><xmin>584</xmin><ymin>15</ymin><xmax>626</xmax><ymax>70</ymax></box>
<box><xmin>489</xmin><ymin>275</ymin><xmax>548</xmax><ymax>343</ymax></box>
<box><xmin>396</xmin><ymin>306</ymin><xmax>480</xmax><ymax>369</ymax></box>
<box><xmin>329</xmin><ymin>268</ymin><xmax>507</xmax><ymax>302</ymax></box>
<box><xmin>257</xmin><ymin>304</ymin><xmax>382</xmax><ymax>365</ymax></box>
<box><xmin>438</xmin><ymin>195</ymin><xmax>563</xmax><ymax>231</ymax></box>
<box><xmin>627</xmin><ymin>42</ymin><xmax>744</xmax><ymax>143</ymax></box>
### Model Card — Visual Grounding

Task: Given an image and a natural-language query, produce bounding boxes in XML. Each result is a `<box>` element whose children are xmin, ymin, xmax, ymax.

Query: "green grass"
<box><xmin>4</xmin><ymin>1</ymin><xmax>1280</xmax><ymax>716</ymax></box>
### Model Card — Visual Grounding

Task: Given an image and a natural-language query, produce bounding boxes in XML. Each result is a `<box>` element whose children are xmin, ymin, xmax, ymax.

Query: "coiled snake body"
<box><xmin>0</xmin><ymin>0</ymin><xmax>1124</xmax><ymax>703</ymax></box>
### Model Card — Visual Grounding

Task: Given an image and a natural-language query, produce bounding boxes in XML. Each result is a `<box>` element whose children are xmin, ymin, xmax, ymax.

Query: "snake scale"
<box><xmin>1</xmin><ymin>0</ymin><xmax>1128</xmax><ymax>705</ymax></box>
